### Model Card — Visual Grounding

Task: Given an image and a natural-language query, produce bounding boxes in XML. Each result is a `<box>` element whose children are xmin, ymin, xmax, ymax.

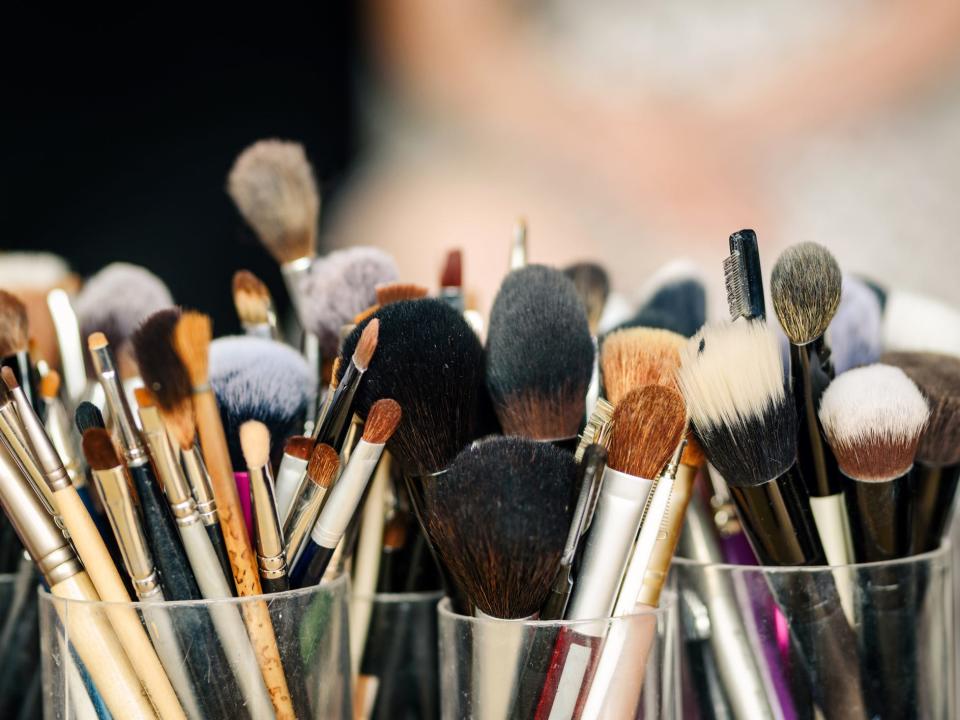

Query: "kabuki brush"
<box><xmin>486</xmin><ymin>265</ymin><xmax>594</xmax><ymax>448</ymax></box>
<box><xmin>132</xmin><ymin>308</ymin><xmax>234</xmax><ymax>590</ymax></box>
<box><xmin>424</xmin><ymin>437</ymin><xmax>577</xmax><ymax>720</ymax></box>
<box><xmin>678</xmin><ymin>320</ymin><xmax>869</xmax><ymax>720</ymax></box>
<box><xmin>882</xmin><ymin>351</ymin><xmax>960</xmax><ymax>552</ymax></box>
<box><xmin>772</xmin><ymin>243</ymin><xmax>852</xmax><ymax>571</ymax></box>
<box><xmin>819</xmin><ymin>363</ymin><xmax>930</xmax><ymax>720</ymax></box>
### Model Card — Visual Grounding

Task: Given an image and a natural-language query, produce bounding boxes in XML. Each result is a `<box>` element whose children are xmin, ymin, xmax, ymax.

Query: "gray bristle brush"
<box><xmin>827</xmin><ymin>275</ymin><xmax>883</xmax><ymax>374</ymax></box>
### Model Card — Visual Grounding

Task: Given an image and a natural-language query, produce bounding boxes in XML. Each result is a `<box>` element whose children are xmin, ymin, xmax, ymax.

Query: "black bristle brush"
<box><xmin>616</xmin><ymin>260</ymin><xmax>707</xmax><ymax>338</ymax></box>
<box><xmin>486</xmin><ymin>265</ymin><xmax>594</xmax><ymax>446</ymax></box>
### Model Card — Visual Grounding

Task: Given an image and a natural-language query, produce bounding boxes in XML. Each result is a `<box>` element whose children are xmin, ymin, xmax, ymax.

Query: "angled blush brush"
<box><xmin>232</xmin><ymin>269</ymin><xmax>279</xmax><ymax>340</ymax></box>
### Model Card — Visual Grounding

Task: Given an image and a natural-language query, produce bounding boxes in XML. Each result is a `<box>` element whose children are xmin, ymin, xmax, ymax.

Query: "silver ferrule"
<box><xmin>0</xmin><ymin>439</ymin><xmax>81</xmax><ymax>586</ymax></box>
<box><xmin>181</xmin><ymin>444</ymin><xmax>218</xmax><ymax>526</ymax></box>
<box><xmin>89</xmin><ymin>343</ymin><xmax>147</xmax><ymax>465</ymax></box>
<box><xmin>283</xmin><ymin>473</ymin><xmax>330</xmax><ymax>566</ymax></box>
<box><xmin>250</xmin><ymin>463</ymin><xmax>286</xmax><ymax>574</ymax></box>
<box><xmin>280</xmin><ymin>256</ymin><xmax>313</xmax><ymax>323</ymax></box>
<box><xmin>0</xmin><ymin>405</ymin><xmax>63</xmax><ymax>527</ymax></box>
<box><xmin>310</xmin><ymin>439</ymin><xmax>383</xmax><ymax>549</ymax></box>
<box><xmin>93</xmin><ymin>466</ymin><xmax>161</xmax><ymax>598</ymax></box>
<box><xmin>10</xmin><ymin>386</ymin><xmax>72</xmax><ymax>492</ymax></box>
<box><xmin>43</xmin><ymin>397</ymin><xmax>85</xmax><ymax>488</ymax></box>
<box><xmin>139</xmin><ymin>407</ymin><xmax>199</xmax><ymax>527</ymax></box>
<box><xmin>243</xmin><ymin>323</ymin><xmax>275</xmax><ymax>340</ymax></box>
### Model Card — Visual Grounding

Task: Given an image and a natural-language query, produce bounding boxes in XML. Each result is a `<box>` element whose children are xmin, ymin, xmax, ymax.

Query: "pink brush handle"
<box><xmin>234</xmin><ymin>471</ymin><xmax>253</xmax><ymax>541</ymax></box>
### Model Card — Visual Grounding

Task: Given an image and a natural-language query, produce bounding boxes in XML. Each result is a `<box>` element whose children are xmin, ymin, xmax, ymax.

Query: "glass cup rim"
<box><xmin>436</xmin><ymin>591</ymin><xmax>675</xmax><ymax>628</ymax></box>
<box><xmin>351</xmin><ymin>588</ymin><xmax>445</xmax><ymax>604</ymax></box>
<box><xmin>37</xmin><ymin>570</ymin><xmax>349</xmax><ymax>609</ymax></box>
<box><xmin>672</xmin><ymin>538</ymin><xmax>952</xmax><ymax>573</ymax></box>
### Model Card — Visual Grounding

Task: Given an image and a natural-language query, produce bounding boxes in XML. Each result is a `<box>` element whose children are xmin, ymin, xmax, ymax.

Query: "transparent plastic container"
<box><xmin>0</xmin><ymin>563</ymin><xmax>42</xmax><ymax>718</ymax></box>
<box><xmin>437</xmin><ymin>595</ymin><xmax>678</xmax><ymax>720</ymax></box>
<box><xmin>350</xmin><ymin>590</ymin><xmax>443</xmax><ymax>720</ymax></box>
<box><xmin>39</xmin><ymin>572</ymin><xmax>352</xmax><ymax>719</ymax></box>
<box><xmin>672</xmin><ymin>543</ymin><xmax>954</xmax><ymax>720</ymax></box>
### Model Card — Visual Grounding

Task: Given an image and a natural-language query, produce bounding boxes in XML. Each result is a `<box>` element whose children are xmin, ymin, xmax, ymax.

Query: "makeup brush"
<box><xmin>292</xmin><ymin>399</ymin><xmax>400</xmax><ymax>587</ymax></box>
<box><xmin>723</xmin><ymin>229</ymin><xmax>765</xmax><ymax>321</ymax></box>
<box><xmin>883</xmin><ymin>351</ymin><xmax>960</xmax><ymax>552</ymax></box>
<box><xmin>375</xmin><ymin>282</ymin><xmax>429</xmax><ymax>307</ymax></box>
<box><xmin>232</xmin><ymin>269</ymin><xmax>278</xmax><ymax>340</ymax></box>
<box><xmin>227</xmin><ymin>139</ymin><xmax>320</xmax><ymax>324</ymax></box>
<box><xmin>563</xmin><ymin>263</ymin><xmax>609</xmax><ymax>336</ymax></box>
<box><xmin>771</xmin><ymin>242</ymin><xmax>851</xmax><ymax>571</ymax></box>
<box><xmin>678</xmin><ymin>320</ymin><xmax>868</xmax><ymax>720</ymax></box>
<box><xmin>827</xmin><ymin>275</ymin><xmax>883</xmax><ymax>374</ymax></box>
<box><xmin>209</xmin><ymin>335</ymin><xmax>316</xmax><ymax>470</ymax></box>
<box><xmin>883</xmin><ymin>289</ymin><xmax>960</xmax><ymax>355</ymax></box>
<box><xmin>240</xmin><ymin>421</ymin><xmax>288</xmax><ymax>593</ymax></box>
<box><xmin>172</xmin><ymin>310</ymin><xmax>295</xmax><ymax>719</ymax></box>
<box><xmin>438</xmin><ymin>249</ymin><xmax>465</xmax><ymax>317</ymax></box>
<box><xmin>38</xmin><ymin>370</ymin><xmax>84</xmax><ymax>489</ymax></box>
<box><xmin>284</xmin><ymin>443</ymin><xmax>340</xmax><ymax>578</ymax></box>
<box><xmin>626</xmin><ymin>260</ymin><xmax>708</xmax><ymax>338</ymax></box>
<box><xmin>75</xmin><ymin>401</ymin><xmax>105</xmax><ymax>434</ymax></box>
<box><xmin>46</xmin><ymin>287</ymin><xmax>89</xmax><ymax>404</ymax></box>
<box><xmin>298</xmin><ymin>246</ymin><xmax>399</xmax><ymax>361</ymax></box>
<box><xmin>509</xmin><ymin>219</ymin><xmax>528</xmax><ymax>271</ymax></box>
<box><xmin>275</xmin><ymin>435</ymin><xmax>315</xmax><ymax>523</ymax></box>
<box><xmin>818</xmin><ymin>363</ymin><xmax>929</xmax><ymax>720</ymax></box>
<box><xmin>0</xmin><ymin>290</ymin><xmax>40</xmax><ymax>415</ymax></box>
<box><xmin>486</xmin><ymin>265</ymin><xmax>594</xmax><ymax>443</ymax></box>
<box><xmin>133</xmin><ymin>309</ymin><xmax>236</xmax><ymax>590</ymax></box>
<box><xmin>313</xmin><ymin>318</ymin><xmax>378</xmax><ymax>449</ymax></box>
<box><xmin>599</xmin><ymin>327</ymin><xmax>685</xmax><ymax>403</ymax></box>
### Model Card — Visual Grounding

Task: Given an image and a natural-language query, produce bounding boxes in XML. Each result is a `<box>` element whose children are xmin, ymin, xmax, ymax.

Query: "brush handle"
<box><xmin>50</xmin><ymin>570</ymin><xmax>157</xmax><ymax>720</ymax></box>
<box><xmin>203</xmin><ymin>522</ymin><xmax>236</xmax><ymax>593</ymax></box>
<box><xmin>843</xmin><ymin>471</ymin><xmax>913</xmax><ymax>562</ymax></box>
<box><xmin>314</xmin><ymin>362</ymin><xmax>360</xmax><ymax>449</ymax></box>
<box><xmin>2</xmin><ymin>352</ymin><xmax>42</xmax><ymax>418</ymax></box>
<box><xmin>54</xmin><ymin>484</ymin><xmax>187</xmax><ymax>720</ymax></box>
<box><xmin>290</xmin><ymin>540</ymin><xmax>335</xmax><ymax>588</ymax></box>
<box><xmin>193</xmin><ymin>389</ymin><xmax>294</xmax><ymax>719</ymax></box>
<box><xmin>128</xmin><ymin>463</ymin><xmax>202</xmax><ymax>600</ymax></box>
<box><xmin>260</xmin><ymin>574</ymin><xmax>289</xmax><ymax>594</ymax></box>
<box><xmin>791</xmin><ymin>343</ymin><xmax>843</xmax><ymax>498</ymax></box>
<box><xmin>139</xmin><ymin>598</ymin><xmax>207</xmax><ymax>720</ymax></box>
<box><xmin>533</xmin><ymin>627</ymin><xmax>603</xmax><ymax>720</ymax></box>
<box><xmin>911</xmin><ymin>462</ymin><xmax>960</xmax><ymax>553</ymax></box>
<box><xmin>507</xmin><ymin>627</ymin><xmax>560</xmax><ymax>720</ymax></box>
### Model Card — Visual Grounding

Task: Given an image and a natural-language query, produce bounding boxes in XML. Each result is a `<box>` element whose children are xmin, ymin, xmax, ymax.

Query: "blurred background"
<box><xmin>4</xmin><ymin>3</ymin><xmax>960</xmax><ymax>356</ymax></box>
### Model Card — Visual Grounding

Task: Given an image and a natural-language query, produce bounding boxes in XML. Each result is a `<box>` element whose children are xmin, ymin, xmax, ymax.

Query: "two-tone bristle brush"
<box><xmin>232</xmin><ymin>269</ymin><xmax>279</xmax><ymax>340</ymax></box>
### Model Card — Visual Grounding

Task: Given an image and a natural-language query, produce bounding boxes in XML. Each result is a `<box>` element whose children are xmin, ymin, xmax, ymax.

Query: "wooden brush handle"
<box><xmin>51</xmin><ymin>570</ymin><xmax>158</xmax><ymax>720</ymax></box>
<box><xmin>55</xmin><ymin>485</ymin><xmax>186</xmax><ymax>720</ymax></box>
<box><xmin>193</xmin><ymin>389</ymin><xmax>295</xmax><ymax>719</ymax></box>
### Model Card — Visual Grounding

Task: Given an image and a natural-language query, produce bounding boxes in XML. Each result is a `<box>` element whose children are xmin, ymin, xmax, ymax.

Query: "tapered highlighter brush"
<box><xmin>677</xmin><ymin>320</ymin><xmax>868</xmax><ymax>720</ymax></box>
<box><xmin>723</xmin><ymin>229</ymin><xmax>766</xmax><ymax>321</ymax></box>
<box><xmin>0</xmin><ymin>439</ymin><xmax>157</xmax><ymax>720</ymax></box>
<box><xmin>291</xmin><ymin>399</ymin><xmax>400</xmax><ymax>587</ymax></box>
<box><xmin>172</xmin><ymin>311</ymin><xmax>295</xmax><ymax>719</ymax></box>
<box><xmin>275</xmin><ymin>435</ymin><xmax>315</xmax><ymax>523</ymax></box>
<box><xmin>232</xmin><ymin>270</ymin><xmax>279</xmax><ymax>340</ymax></box>
<box><xmin>882</xmin><ymin>351</ymin><xmax>960</xmax><ymax>551</ymax></box>
<box><xmin>239</xmin><ymin>421</ymin><xmax>288</xmax><ymax>592</ymax></box>
<box><xmin>283</xmin><ymin>443</ymin><xmax>339</xmax><ymax>579</ymax></box>
<box><xmin>313</xmin><ymin>318</ymin><xmax>378</xmax><ymax>448</ymax></box>
<box><xmin>486</xmin><ymin>265</ymin><xmax>594</xmax><ymax>446</ymax></box>
<box><xmin>818</xmin><ymin>363</ymin><xmax>929</xmax><ymax>720</ymax></box>
<box><xmin>0</xmin><ymin>290</ymin><xmax>41</xmax><ymax>415</ymax></box>
<box><xmin>132</xmin><ymin>308</ymin><xmax>234</xmax><ymax>589</ymax></box>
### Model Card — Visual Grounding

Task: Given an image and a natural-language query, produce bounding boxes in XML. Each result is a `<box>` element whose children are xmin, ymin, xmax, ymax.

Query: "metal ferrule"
<box><xmin>138</xmin><ymin>406</ymin><xmax>199</xmax><ymax>527</ymax></box>
<box><xmin>250</xmin><ymin>463</ymin><xmax>286</xmax><ymax>578</ymax></box>
<box><xmin>43</xmin><ymin>397</ymin><xmax>85</xmax><ymax>488</ymax></box>
<box><xmin>89</xmin><ymin>343</ymin><xmax>147</xmax><ymax>465</ymax></box>
<box><xmin>181</xmin><ymin>444</ymin><xmax>218</xmax><ymax>526</ymax></box>
<box><xmin>93</xmin><ymin>465</ymin><xmax>162</xmax><ymax>598</ymax></box>
<box><xmin>10</xmin><ymin>385</ymin><xmax>72</xmax><ymax>492</ymax></box>
<box><xmin>0</xmin><ymin>440</ymin><xmax>82</xmax><ymax>586</ymax></box>
<box><xmin>281</xmin><ymin>256</ymin><xmax>313</xmax><ymax>322</ymax></box>
<box><xmin>283</xmin><ymin>472</ymin><xmax>331</xmax><ymax>566</ymax></box>
<box><xmin>311</xmin><ymin>439</ymin><xmax>383</xmax><ymax>549</ymax></box>
<box><xmin>0</xmin><ymin>404</ymin><xmax>63</xmax><ymax>526</ymax></box>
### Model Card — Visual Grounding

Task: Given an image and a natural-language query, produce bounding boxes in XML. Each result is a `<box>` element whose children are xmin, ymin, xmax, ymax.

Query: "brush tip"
<box><xmin>363</xmin><ymin>399</ymin><xmax>402</xmax><ymax>444</ymax></box>
<box><xmin>1</xmin><ymin>366</ymin><xmax>18</xmax><ymax>391</ymax></box>
<box><xmin>307</xmin><ymin>443</ymin><xmax>340</xmax><ymax>488</ymax></box>
<box><xmin>39</xmin><ymin>370</ymin><xmax>60</xmax><ymax>400</ymax></box>
<box><xmin>87</xmin><ymin>332</ymin><xmax>108</xmax><ymax>351</ymax></box>
<box><xmin>133</xmin><ymin>387</ymin><xmax>156</xmax><ymax>408</ymax></box>
<box><xmin>75</xmin><ymin>401</ymin><xmax>105</xmax><ymax>434</ymax></box>
<box><xmin>81</xmin><ymin>428</ymin><xmax>120</xmax><ymax>471</ymax></box>
<box><xmin>375</xmin><ymin>282</ymin><xmax>429</xmax><ymax>306</ymax></box>
<box><xmin>440</xmin><ymin>250</ymin><xmax>463</xmax><ymax>288</ymax></box>
<box><xmin>353</xmin><ymin>318</ymin><xmax>380</xmax><ymax>372</ymax></box>
<box><xmin>608</xmin><ymin>385</ymin><xmax>688</xmax><ymax>478</ymax></box>
<box><xmin>239</xmin><ymin>420</ymin><xmax>272</xmax><ymax>469</ymax></box>
<box><xmin>771</xmin><ymin>242</ymin><xmax>842</xmax><ymax>344</ymax></box>
<box><xmin>284</xmin><ymin>435</ymin><xmax>315</xmax><ymax>461</ymax></box>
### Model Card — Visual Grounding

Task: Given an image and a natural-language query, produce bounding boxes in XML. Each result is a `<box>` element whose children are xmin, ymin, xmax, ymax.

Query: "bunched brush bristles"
<box><xmin>771</xmin><ymin>242</ymin><xmax>842</xmax><ymax>345</ymax></box>
<box><xmin>828</xmin><ymin>275</ymin><xmax>883</xmax><ymax>374</ymax></box>
<box><xmin>232</xmin><ymin>270</ymin><xmax>274</xmax><ymax>328</ymax></box>
<box><xmin>75</xmin><ymin>263</ymin><xmax>174</xmax><ymax>359</ymax></box>
<box><xmin>607</xmin><ymin>386</ymin><xmax>687</xmax><ymax>478</ymax></box>
<box><xmin>881</xmin><ymin>352</ymin><xmax>960</xmax><ymax>467</ymax></box>
<box><xmin>209</xmin><ymin>336</ymin><xmax>317</xmax><ymax>469</ymax></box>
<box><xmin>298</xmin><ymin>247</ymin><xmax>399</xmax><ymax>359</ymax></box>
<box><xmin>600</xmin><ymin>327</ymin><xmax>685</xmax><ymax>403</ymax></box>
<box><xmin>306</xmin><ymin>443</ymin><xmax>340</xmax><ymax>489</ymax></box>
<box><xmin>0</xmin><ymin>291</ymin><xmax>29</xmax><ymax>357</ymax></box>
<box><xmin>677</xmin><ymin>322</ymin><xmax>796</xmax><ymax>486</ymax></box>
<box><xmin>423</xmin><ymin>437</ymin><xmax>577</xmax><ymax>618</ymax></box>
<box><xmin>563</xmin><ymin>262</ymin><xmax>610</xmax><ymax>335</ymax></box>
<box><xmin>227</xmin><ymin>139</ymin><xmax>320</xmax><ymax>265</ymax></box>
<box><xmin>819</xmin><ymin>364</ymin><xmax>929</xmax><ymax>481</ymax></box>
<box><xmin>363</xmin><ymin>398</ymin><xmax>402</xmax><ymax>445</ymax></box>
<box><xmin>75</xmin><ymin>401</ymin><xmax>105</xmax><ymax>433</ymax></box>
<box><xmin>337</xmin><ymin>299</ymin><xmax>489</xmax><ymax>476</ymax></box>
<box><xmin>486</xmin><ymin>265</ymin><xmax>594</xmax><ymax>440</ymax></box>
<box><xmin>375</xmin><ymin>283</ymin><xmax>428</xmax><ymax>306</ymax></box>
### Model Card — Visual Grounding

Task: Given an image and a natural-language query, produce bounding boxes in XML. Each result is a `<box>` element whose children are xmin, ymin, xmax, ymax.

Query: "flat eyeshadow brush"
<box><xmin>284</xmin><ymin>443</ymin><xmax>339</xmax><ymax>576</ymax></box>
<box><xmin>240</xmin><ymin>421</ymin><xmax>288</xmax><ymax>593</ymax></box>
<box><xmin>275</xmin><ymin>435</ymin><xmax>315</xmax><ymax>524</ymax></box>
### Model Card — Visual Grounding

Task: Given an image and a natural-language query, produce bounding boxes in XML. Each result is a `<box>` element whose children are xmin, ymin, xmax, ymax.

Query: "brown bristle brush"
<box><xmin>375</xmin><ymin>282</ymin><xmax>429</xmax><ymax>307</ymax></box>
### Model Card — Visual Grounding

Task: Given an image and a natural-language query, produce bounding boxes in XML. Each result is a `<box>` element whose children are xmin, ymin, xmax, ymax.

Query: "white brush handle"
<box><xmin>311</xmin><ymin>440</ymin><xmax>384</xmax><ymax>548</ymax></box>
<box><xmin>177</xmin><ymin>518</ymin><xmax>275</xmax><ymax>720</ymax></box>
<box><xmin>810</xmin><ymin>493</ymin><xmax>857</xmax><ymax>623</ymax></box>
<box><xmin>275</xmin><ymin>455</ymin><xmax>308</xmax><ymax>525</ymax></box>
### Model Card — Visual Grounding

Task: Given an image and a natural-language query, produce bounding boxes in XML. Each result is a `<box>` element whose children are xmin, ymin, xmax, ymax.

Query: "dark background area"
<box><xmin>0</xmin><ymin>11</ymin><xmax>359</xmax><ymax>334</ymax></box>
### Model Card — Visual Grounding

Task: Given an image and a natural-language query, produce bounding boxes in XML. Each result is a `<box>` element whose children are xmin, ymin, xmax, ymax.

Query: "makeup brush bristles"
<box><xmin>375</xmin><ymin>283</ymin><xmax>428</xmax><ymax>306</ymax></box>
<box><xmin>600</xmin><ymin>327</ymin><xmax>685</xmax><ymax>403</ymax></box>
<box><xmin>363</xmin><ymin>398</ymin><xmax>402</xmax><ymax>444</ymax></box>
<box><xmin>563</xmin><ymin>262</ymin><xmax>610</xmax><ymax>335</ymax></box>
<box><xmin>284</xmin><ymin>436</ymin><xmax>315</xmax><ymax>462</ymax></box>
<box><xmin>39</xmin><ymin>369</ymin><xmax>60</xmax><ymax>400</ymax></box>
<box><xmin>0</xmin><ymin>290</ymin><xmax>29</xmax><ymax>357</ymax></box>
<box><xmin>232</xmin><ymin>270</ymin><xmax>274</xmax><ymax>328</ymax></box>
<box><xmin>771</xmin><ymin>242</ymin><xmax>842</xmax><ymax>345</ymax></box>
<box><xmin>353</xmin><ymin>319</ymin><xmax>379</xmax><ymax>372</ymax></box>
<box><xmin>81</xmin><ymin>427</ymin><xmax>121</xmax><ymax>471</ymax></box>
<box><xmin>607</xmin><ymin>385</ymin><xmax>687</xmax><ymax>478</ymax></box>
<box><xmin>306</xmin><ymin>443</ymin><xmax>340</xmax><ymax>489</ymax></box>
<box><xmin>227</xmin><ymin>139</ymin><xmax>320</xmax><ymax>265</ymax></box>
<box><xmin>818</xmin><ymin>364</ymin><xmax>929</xmax><ymax>481</ymax></box>
<box><xmin>239</xmin><ymin>421</ymin><xmax>271</xmax><ymax>470</ymax></box>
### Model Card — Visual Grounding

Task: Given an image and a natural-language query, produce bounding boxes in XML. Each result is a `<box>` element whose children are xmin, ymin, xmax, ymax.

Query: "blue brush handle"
<box><xmin>289</xmin><ymin>540</ymin><xmax>335</xmax><ymax>588</ymax></box>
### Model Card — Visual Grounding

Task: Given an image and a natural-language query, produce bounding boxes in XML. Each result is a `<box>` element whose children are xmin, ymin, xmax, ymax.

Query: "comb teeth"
<box><xmin>723</xmin><ymin>250</ymin><xmax>748</xmax><ymax>321</ymax></box>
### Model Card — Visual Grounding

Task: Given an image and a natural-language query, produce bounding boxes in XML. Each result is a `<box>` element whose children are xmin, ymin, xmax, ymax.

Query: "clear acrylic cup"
<box><xmin>0</xmin><ymin>563</ymin><xmax>42</xmax><ymax>718</ymax></box>
<box><xmin>672</xmin><ymin>543</ymin><xmax>954</xmax><ymax>720</ymax></box>
<box><xmin>350</xmin><ymin>590</ymin><xmax>444</xmax><ymax>720</ymax></box>
<box><xmin>437</xmin><ymin>595</ymin><xmax>678</xmax><ymax>720</ymax></box>
<box><xmin>39</xmin><ymin>572</ymin><xmax>352</xmax><ymax>719</ymax></box>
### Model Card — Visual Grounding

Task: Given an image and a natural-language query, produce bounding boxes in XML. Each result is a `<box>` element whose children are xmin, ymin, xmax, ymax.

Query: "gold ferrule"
<box><xmin>10</xmin><ymin>386</ymin><xmax>72</xmax><ymax>492</ymax></box>
<box><xmin>0</xmin><ymin>440</ymin><xmax>81</xmax><ymax>585</ymax></box>
<box><xmin>250</xmin><ymin>464</ymin><xmax>284</xmax><ymax>562</ymax></box>
<box><xmin>89</xmin><ymin>344</ymin><xmax>147</xmax><ymax>465</ymax></box>
<box><xmin>138</xmin><ymin>406</ymin><xmax>198</xmax><ymax>526</ymax></box>
<box><xmin>0</xmin><ymin>404</ymin><xmax>62</xmax><ymax>524</ymax></box>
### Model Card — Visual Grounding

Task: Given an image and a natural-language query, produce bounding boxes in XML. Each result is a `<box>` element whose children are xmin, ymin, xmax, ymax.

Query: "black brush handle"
<box><xmin>128</xmin><ymin>462</ymin><xmax>201</xmax><ymax>600</ymax></box>
<box><xmin>912</xmin><ymin>462</ymin><xmax>960</xmax><ymax>553</ymax></box>
<box><xmin>791</xmin><ymin>344</ymin><xmax>843</xmax><ymax>499</ymax></box>
<box><xmin>844</xmin><ymin>472</ymin><xmax>912</xmax><ymax>562</ymax></box>
<box><xmin>260</xmin><ymin>574</ymin><xmax>289</xmax><ymax>594</ymax></box>
<box><xmin>1</xmin><ymin>352</ymin><xmax>42</xmax><ymax>419</ymax></box>
<box><xmin>507</xmin><ymin>627</ymin><xmax>560</xmax><ymax>720</ymax></box>
<box><xmin>316</xmin><ymin>363</ymin><xmax>360</xmax><ymax>450</ymax></box>
<box><xmin>204</xmin><ymin>521</ymin><xmax>237</xmax><ymax>594</ymax></box>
